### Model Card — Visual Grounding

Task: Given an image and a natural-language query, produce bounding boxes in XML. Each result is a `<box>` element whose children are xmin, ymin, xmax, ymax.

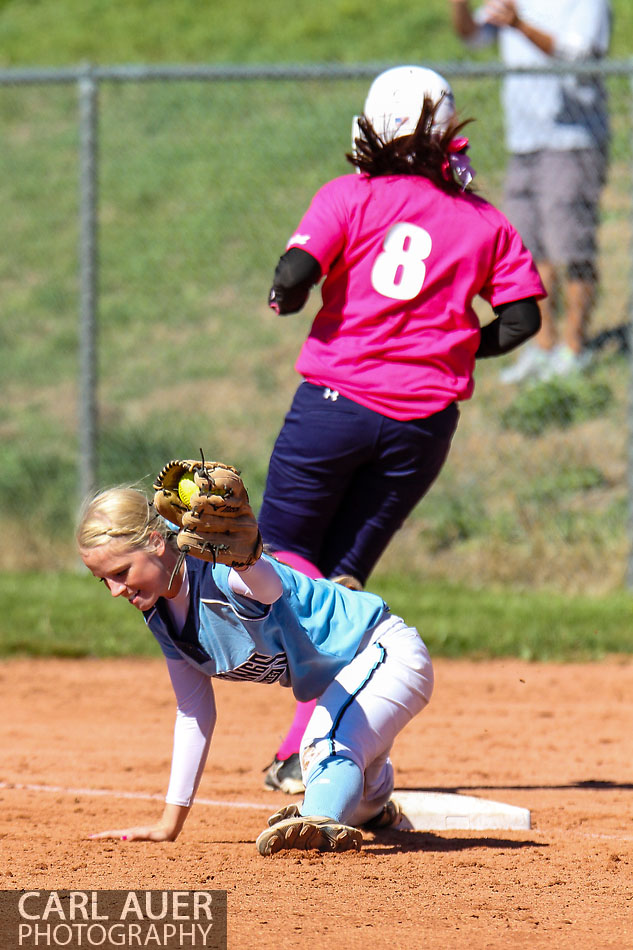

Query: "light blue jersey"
<box><xmin>144</xmin><ymin>554</ymin><xmax>389</xmax><ymax>702</ymax></box>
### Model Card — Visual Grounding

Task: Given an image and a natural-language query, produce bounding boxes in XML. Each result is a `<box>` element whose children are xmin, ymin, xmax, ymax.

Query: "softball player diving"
<box><xmin>77</xmin><ymin>483</ymin><xmax>433</xmax><ymax>854</ymax></box>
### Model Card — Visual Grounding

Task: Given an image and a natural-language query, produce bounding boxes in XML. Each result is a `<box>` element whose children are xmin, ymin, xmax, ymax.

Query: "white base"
<box><xmin>393</xmin><ymin>790</ymin><xmax>531</xmax><ymax>831</ymax></box>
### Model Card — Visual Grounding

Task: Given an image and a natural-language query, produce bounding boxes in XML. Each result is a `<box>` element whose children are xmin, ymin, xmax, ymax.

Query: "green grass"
<box><xmin>500</xmin><ymin>376</ymin><xmax>615</xmax><ymax>437</ymax></box>
<box><xmin>0</xmin><ymin>571</ymin><xmax>161</xmax><ymax>657</ymax></box>
<box><xmin>0</xmin><ymin>0</ymin><xmax>462</xmax><ymax>67</ymax></box>
<box><xmin>1</xmin><ymin>0</ymin><xmax>632</xmax><ymax>657</ymax></box>
<box><xmin>0</xmin><ymin>78</ymin><xmax>629</xmax><ymax>591</ymax></box>
<box><xmin>372</xmin><ymin>574</ymin><xmax>633</xmax><ymax>661</ymax></box>
<box><xmin>1</xmin><ymin>0</ymin><xmax>632</xmax><ymax>65</ymax></box>
<box><xmin>1</xmin><ymin>571</ymin><xmax>631</xmax><ymax>661</ymax></box>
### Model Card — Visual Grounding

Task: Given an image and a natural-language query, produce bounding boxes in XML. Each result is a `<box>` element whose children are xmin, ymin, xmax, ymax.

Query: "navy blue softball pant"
<box><xmin>257</xmin><ymin>381</ymin><xmax>459</xmax><ymax>585</ymax></box>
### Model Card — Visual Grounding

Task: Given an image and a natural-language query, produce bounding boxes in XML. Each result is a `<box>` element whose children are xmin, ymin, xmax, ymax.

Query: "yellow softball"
<box><xmin>178</xmin><ymin>473</ymin><xmax>199</xmax><ymax>508</ymax></box>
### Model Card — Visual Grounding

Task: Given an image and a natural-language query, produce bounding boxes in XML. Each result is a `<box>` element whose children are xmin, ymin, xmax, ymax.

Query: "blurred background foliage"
<box><xmin>1</xmin><ymin>0</ymin><xmax>632</xmax><ymax>661</ymax></box>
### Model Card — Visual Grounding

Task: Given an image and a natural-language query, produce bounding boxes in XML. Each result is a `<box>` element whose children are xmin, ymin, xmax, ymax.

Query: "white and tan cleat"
<box><xmin>256</xmin><ymin>815</ymin><xmax>363</xmax><ymax>855</ymax></box>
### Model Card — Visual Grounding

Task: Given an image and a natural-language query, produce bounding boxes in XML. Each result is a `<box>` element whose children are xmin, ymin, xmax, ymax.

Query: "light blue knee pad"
<box><xmin>301</xmin><ymin>755</ymin><xmax>363</xmax><ymax>824</ymax></box>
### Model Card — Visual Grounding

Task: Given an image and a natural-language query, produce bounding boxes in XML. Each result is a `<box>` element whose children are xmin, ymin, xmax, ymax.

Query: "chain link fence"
<box><xmin>0</xmin><ymin>61</ymin><xmax>631</xmax><ymax>592</ymax></box>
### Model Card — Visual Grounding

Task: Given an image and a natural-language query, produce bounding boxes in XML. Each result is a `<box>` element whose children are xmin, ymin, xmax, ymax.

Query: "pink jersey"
<box><xmin>286</xmin><ymin>173</ymin><xmax>545</xmax><ymax>420</ymax></box>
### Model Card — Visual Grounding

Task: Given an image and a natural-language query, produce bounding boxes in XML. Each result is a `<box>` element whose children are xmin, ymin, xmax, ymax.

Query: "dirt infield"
<box><xmin>1</xmin><ymin>656</ymin><xmax>631</xmax><ymax>949</ymax></box>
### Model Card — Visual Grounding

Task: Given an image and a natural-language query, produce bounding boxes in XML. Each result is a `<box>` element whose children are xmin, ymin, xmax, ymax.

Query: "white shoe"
<box><xmin>541</xmin><ymin>344</ymin><xmax>592</xmax><ymax>380</ymax></box>
<box><xmin>499</xmin><ymin>345</ymin><xmax>553</xmax><ymax>385</ymax></box>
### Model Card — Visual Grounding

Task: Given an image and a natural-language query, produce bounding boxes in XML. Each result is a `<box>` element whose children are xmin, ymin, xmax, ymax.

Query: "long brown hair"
<box><xmin>347</xmin><ymin>96</ymin><xmax>474</xmax><ymax>193</ymax></box>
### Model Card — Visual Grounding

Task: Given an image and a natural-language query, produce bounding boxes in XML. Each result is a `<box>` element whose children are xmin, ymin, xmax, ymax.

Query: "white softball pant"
<box><xmin>299</xmin><ymin>612</ymin><xmax>434</xmax><ymax>826</ymax></box>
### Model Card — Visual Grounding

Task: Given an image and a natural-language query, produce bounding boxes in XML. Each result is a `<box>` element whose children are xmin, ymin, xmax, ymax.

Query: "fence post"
<box><xmin>629</xmin><ymin>74</ymin><xmax>633</xmax><ymax>589</ymax></box>
<box><xmin>77</xmin><ymin>66</ymin><xmax>99</xmax><ymax>508</ymax></box>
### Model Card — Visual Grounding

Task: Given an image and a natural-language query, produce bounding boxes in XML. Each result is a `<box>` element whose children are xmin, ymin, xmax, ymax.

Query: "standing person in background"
<box><xmin>259</xmin><ymin>64</ymin><xmax>545</xmax><ymax>793</ymax></box>
<box><xmin>449</xmin><ymin>0</ymin><xmax>611</xmax><ymax>384</ymax></box>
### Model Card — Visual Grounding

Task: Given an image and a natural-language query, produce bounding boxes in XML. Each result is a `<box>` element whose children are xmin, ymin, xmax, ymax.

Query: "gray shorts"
<box><xmin>504</xmin><ymin>149</ymin><xmax>607</xmax><ymax>266</ymax></box>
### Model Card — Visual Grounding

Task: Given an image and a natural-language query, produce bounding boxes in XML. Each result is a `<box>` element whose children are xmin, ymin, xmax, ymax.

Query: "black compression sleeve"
<box><xmin>268</xmin><ymin>247</ymin><xmax>322</xmax><ymax>315</ymax></box>
<box><xmin>475</xmin><ymin>297</ymin><xmax>542</xmax><ymax>359</ymax></box>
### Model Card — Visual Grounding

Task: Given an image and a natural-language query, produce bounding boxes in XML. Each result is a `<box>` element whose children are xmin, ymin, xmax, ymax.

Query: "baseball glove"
<box><xmin>153</xmin><ymin>458</ymin><xmax>263</xmax><ymax>569</ymax></box>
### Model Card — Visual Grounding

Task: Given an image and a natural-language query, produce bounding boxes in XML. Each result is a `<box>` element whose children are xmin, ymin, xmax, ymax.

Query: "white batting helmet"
<box><xmin>362</xmin><ymin>65</ymin><xmax>456</xmax><ymax>141</ymax></box>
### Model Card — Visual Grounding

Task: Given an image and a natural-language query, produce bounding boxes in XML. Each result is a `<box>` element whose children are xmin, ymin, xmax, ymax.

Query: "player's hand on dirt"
<box><xmin>88</xmin><ymin>823</ymin><xmax>179</xmax><ymax>842</ymax></box>
<box><xmin>88</xmin><ymin>803</ymin><xmax>190</xmax><ymax>842</ymax></box>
